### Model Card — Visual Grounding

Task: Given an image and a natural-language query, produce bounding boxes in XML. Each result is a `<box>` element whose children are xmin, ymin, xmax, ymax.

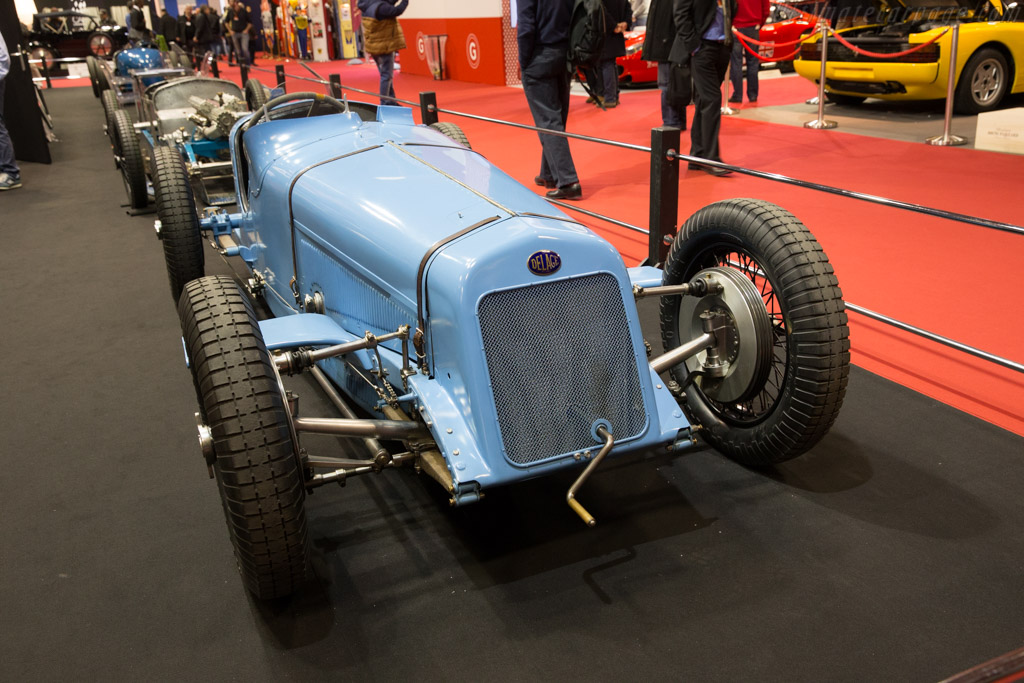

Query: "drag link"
<box><xmin>275</xmin><ymin>328</ymin><xmax>409</xmax><ymax>374</ymax></box>
<box><xmin>633</xmin><ymin>277</ymin><xmax>725</xmax><ymax>299</ymax></box>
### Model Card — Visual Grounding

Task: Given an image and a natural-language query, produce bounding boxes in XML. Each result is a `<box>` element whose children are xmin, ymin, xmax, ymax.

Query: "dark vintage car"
<box><xmin>23</xmin><ymin>11</ymin><xmax>128</xmax><ymax>69</ymax></box>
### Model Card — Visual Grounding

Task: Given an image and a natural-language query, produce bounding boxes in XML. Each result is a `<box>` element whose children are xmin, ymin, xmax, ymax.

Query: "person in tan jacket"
<box><xmin>358</xmin><ymin>0</ymin><xmax>408</xmax><ymax>105</ymax></box>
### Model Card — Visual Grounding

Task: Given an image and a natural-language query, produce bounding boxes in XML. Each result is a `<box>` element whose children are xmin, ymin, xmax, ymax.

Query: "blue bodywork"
<box><xmin>114</xmin><ymin>47</ymin><xmax>164</xmax><ymax>87</ymax></box>
<box><xmin>203</xmin><ymin>103</ymin><xmax>692</xmax><ymax>502</ymax></box>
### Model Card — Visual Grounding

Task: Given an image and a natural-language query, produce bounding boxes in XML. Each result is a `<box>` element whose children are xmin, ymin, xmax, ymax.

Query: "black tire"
<box><xmin>178</xmin><ymin>276</ymin><xmax>309</xmax><ymax>600</ymax></box>
<box><xmin>659</xmin><ymin>198</ymin><xmax>850</xmax><ymax>466</ymax></box>
<box><xmin>112</xmin><ymin>109</ymin><xmax>147</xmax><ymax>209</ymax></box>
<box><xmin>244</xmin><ymin>78</ymin><xmax>268</xmax><ymax>111</ymax></box>
<box><xmin>98</xmin><ymin>65</ymin><xmax>111</xmax><ymax>94</ymax></box>
<box><xmin>154</xmin><ymin>146</ymin><xmax>204</xmax><ymax>300</ymax></box>
<box><xmin>429</xmin><ymin>121</ymin><xmax>472</xmax><ymax>149</ymax></box>
<box><xmin>825</xmin><ymin>92</ymin><xmax>866</xmax><ymax>106</ymax></box>
<box><xmin>778</xmin><ymin>60</ymin><xmax>796</xmax><ymax>74</ymax></box>
<box><xmin>101</xmin><ymin>89</ymin><xmax>119</xmax><ymax>144</ymax></box>
<box><xmin>954</xmin><ymin>48</ymin><xmax>1009</xmax><ymax>115</ymax></box>
<box><xmin>86</xmin><ymin>55</ymin><xmax>101</xmax><ymax>97</ymax></box>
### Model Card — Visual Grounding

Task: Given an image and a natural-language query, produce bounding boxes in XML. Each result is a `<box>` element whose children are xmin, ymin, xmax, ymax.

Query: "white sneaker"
<box><xmin>0</xmin><ymin>172</ymin><xmax>22</xmax><ymax>190</ymax></box>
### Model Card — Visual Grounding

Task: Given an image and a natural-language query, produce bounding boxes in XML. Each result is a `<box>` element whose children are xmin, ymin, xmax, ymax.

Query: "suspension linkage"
<box><xmin>632</xmin><ymin>277</ymin><xmax>724</xmax><ymax>300</ymax></box>
<box><xmin>275</xmin><ymin>327</ymin><xmax>409</xmax><ymax>375</ymax></box>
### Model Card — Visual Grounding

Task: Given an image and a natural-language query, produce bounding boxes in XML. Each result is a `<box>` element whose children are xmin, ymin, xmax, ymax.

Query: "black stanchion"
<box><xmin>275</xmin><ymin>64</ymin><xmax>286</xmax><ymax>92</ymax></box>
<box><xmin>648</xmin><ymin>127</ymin><xmax>681</xmax><ymax>266</ymax></box>
<box><xmin>329</xmin><ymin>74</ymin><xmax>342</xmax><ymax>98</ymax></box>
<box><xmin>42</xmin><ymin>55</ymin><xmax>52</xmax><ymax>89</ymax></box>
<box><xmin>211</xmin><ymin>58</ymin><xmax>219</xmax><ymax>78</ymax></box>
<box><xmin>419</xmin><ymin>92</ymin><xmax>438</xmax><ymax>125</ymax></box>
<box><xmin>240</xmin><ymin>64</ymin><xmax>249</xmax><ymax>85</ymax></box>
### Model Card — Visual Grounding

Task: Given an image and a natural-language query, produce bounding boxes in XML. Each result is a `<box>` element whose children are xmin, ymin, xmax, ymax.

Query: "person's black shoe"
<box><xmin>546</xmin><ymin>182</ymin><xmax>582</xmax><ymax>200</ymax></box>
<box><xmin>534</xmin><ymin>175</ymin><xmax>556</xmax><ymax>188</ymax></box>
<box><xmin>687</xmin><ymin>162</ymin><xmax>732</xmax><ymax>176</ymax></box>
<box><xmin>728</xmin><ymin>96</ymin><xmax>742</xmax><ymax>103</ymax></box>
<box><xmin>749</xmin><ymin>97</ymin><xmax>758</xmax><ymax>103</ymax></box>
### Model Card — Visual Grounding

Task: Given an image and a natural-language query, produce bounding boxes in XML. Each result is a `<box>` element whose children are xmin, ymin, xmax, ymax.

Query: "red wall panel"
<box><xmin>398</xmin><ymin>18</ymin><xmax>507</xmax><ymax>86</ymax></box>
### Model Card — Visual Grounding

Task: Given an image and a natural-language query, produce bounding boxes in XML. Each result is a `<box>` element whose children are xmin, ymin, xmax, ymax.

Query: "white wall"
<box><xmin>402</xmin><ymin>0</ymin><xmax>501</xmax><ymax>20</ymax></box>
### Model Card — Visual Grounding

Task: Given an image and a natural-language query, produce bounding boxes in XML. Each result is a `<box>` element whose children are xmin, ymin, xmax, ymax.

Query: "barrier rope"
<box><xmin>732</xmin><ymin>28</ymin><xmax>817</xmax><ymax>63</ymax></box>
<box><xmin>826</xmin><ymin>26</ymin><xmax>948</xmax><ymax>58</ymax></box>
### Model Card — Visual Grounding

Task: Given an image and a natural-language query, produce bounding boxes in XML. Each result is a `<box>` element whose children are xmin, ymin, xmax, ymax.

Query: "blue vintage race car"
<box><xmin>163</xmin><ymin>92</ymin><xmax>851</xmax><ymax>600</ymax></box>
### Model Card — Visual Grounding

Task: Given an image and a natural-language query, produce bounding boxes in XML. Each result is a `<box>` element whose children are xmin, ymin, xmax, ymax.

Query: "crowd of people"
<box><xmin>127</xmin><ymin>0</ymin><xmax>258</xmax><ymax>67</ymax></box>
<box><xmin>515</xmin><ymin>0</ymin><xmax>743</xmax><ymax>200</ymax></box>
<box><xmin>2</xmin><ymin>0</ymin><xmax>777</xmax><ymax>196</ymax></box>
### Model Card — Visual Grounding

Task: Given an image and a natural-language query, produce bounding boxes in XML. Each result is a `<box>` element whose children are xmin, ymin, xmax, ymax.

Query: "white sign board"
<box><xmin>975</xmin><ymin>107</ymin><xmax>1024</xmax><ymax>156</ymax></box>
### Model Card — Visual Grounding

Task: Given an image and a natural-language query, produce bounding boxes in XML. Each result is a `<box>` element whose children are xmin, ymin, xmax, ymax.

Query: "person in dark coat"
<box><xmin>517</xmin><ymin>0</ymin><xmax>581</xmax><ymax>200</ymax></box>
<box><xmin>128</xmin><ymin>0</ymin><xmax>149</xmax><ymax>41</ymax></box>
<box><xmin>641</xmin><ymin>0</ymin><xmax>687</xmax><ymax>129</ymax></box>
<box><xmin>158</xmin><ymin>9</ymin><xmax>178</xmax><ymax>45</ymax></box>
<box><xmin>193</xmin><ymin>5</ymin><xmax>214</xmax><ymax>59</ymax></box>
<box><xmin>178</xmin><ymin>6</ymin><xmax>196</xmax><ymax>47</ymax></box>
<box><xmin>669</xmin><ymin>0</ymin><xmax>738</xmax><ymax>175</ymax></box>
<box><xmin>598</xmin><ymin>0</ymin><xmax>632</xmax><ymax>107</ymax></box>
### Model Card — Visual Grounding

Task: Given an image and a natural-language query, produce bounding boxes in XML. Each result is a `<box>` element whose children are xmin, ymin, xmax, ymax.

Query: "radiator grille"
<box><xmin>478</xmin><ymin>273</ymin><xmax>647</xmax><ymax>466</ymax></box>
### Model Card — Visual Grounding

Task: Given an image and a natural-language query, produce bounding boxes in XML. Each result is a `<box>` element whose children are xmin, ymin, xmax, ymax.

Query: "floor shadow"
<box><xmin>423</xmin><ymin>453</ymin><xmax>717</xmax><ymax>590</ymax></box>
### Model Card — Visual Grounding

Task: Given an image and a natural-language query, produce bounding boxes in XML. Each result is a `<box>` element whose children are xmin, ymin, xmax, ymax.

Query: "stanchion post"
<box><xmin>804</xmin><ymin>21</ymin><xmax>837</xmax><ymax>129</ymax></box>
<box><xmin>240</xmin><ymin>64</ymin><xmax>249</xmax><ymax>85</ymax></box>
<box><xmin>42</xmin><ymin>55</ymin><xmax>52</xmax><ymax>89</ymax></box>
<box><xmin>648</xmin><ymin>126</ymin><xmax>681</xmax><ymax>266</ymax></box>
<box><xmin>926</xmin><ymin>24</ymin><xmax>967</xmax><ymax>146</ymax></box>
<box><xmin>329</xmin><ymin>73</ymin><xmax>342</xmax><ymax>98</ymax></box>
<box><xmin>211</xmin><ymin>57</ymin><xmax>219</xmax><ymax>78</ymax></box>
<box><xmin>420</xmin><ymin>92</ymin><xmax>439</xmax><ymax>125</ymax></box>
<box><xmin>275</xmin><ymin>64</ymin><xmax>286</xmax><ymax>92</ymax></box>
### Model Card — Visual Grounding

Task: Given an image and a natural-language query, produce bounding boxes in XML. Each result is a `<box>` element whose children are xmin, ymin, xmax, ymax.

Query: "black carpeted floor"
<box><xmin>1</xmin><ymin>87</ymin><xmax>1022</xmax><ymax>683</ymax></box>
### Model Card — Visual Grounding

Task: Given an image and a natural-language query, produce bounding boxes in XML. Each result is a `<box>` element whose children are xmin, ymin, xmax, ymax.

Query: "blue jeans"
<box><xmin>522</xmin><ymin>45</ymin><xmax>578</xmax><ymax>188</ymax></box>
<box><xmin>231</xmin><ymin>31</ymin><xmax>251</xmax><ymax>65</ymax></box>
<box><xmin>0</xmin><ymin>79</ymin><xmax>19</xmax><ymax>176</ymax></box>
<box><xmin>657</xmin><ymin>62</ymin><xmax>687</xmax><ymax>129</ymax></box>
<box><xmin>600</xmin><ymin>58</ymin><xmax>619</xmax><ymax>104</ymax></box>
<box><xmin>730</xmin><ymin>26</ymin><xmax>760</xmax><ymax>101</ymax></box>
<box><xmin>372</xmin><ymin>53</ymin><xmax>397</xmax><ymax>105</ymax></box>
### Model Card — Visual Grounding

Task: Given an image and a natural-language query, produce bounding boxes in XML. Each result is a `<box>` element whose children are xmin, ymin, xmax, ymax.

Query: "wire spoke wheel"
<box><xmin>659</xmin><ymin>199</ymin><xmax>850</xmax><ymax>466</ymax></box>
<box><xmin>686</xmin><ymin>252</ymin><xmax>786</xmax><ymax>425</ymax></box>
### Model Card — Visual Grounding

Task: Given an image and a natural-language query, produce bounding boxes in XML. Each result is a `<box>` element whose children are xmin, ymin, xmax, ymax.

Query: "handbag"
<box><xmin>666</xmin><ymin>62</ymin><xmax>692</xmax><ymax>108</ymax></box>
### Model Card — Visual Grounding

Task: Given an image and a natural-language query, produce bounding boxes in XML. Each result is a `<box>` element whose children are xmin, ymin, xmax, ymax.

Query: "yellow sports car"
<box><xmin>794</xmin><ymin>0</ymin><xmax>1024</xmax><ymax>113</ymax></box>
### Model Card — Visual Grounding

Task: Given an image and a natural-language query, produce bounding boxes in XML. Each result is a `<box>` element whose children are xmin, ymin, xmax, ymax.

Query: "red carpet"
<box><xmin>59</xmin><ymin>57</ymin><xmax>1024</xmax><ymax>435</ymax></box>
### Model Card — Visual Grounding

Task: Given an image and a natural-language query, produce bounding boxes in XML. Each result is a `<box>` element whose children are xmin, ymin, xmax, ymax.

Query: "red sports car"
<box><xmin>617</xmin><ymin>1</ymin><xmax>822</xmax><ymax>84</ymax></box>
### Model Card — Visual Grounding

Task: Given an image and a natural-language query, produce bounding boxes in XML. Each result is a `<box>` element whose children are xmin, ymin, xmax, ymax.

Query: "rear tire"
<box><xmin>101</xmin><ymin>89</ymin><xmax>119</xmax><ymax>144</ymax></box>
<box><xmin>153</xmin><ymin>146</ymin><xmax>204</xmax><ymax>300</ymax></box>
<box><xmin>178</xmin><ymin>276</ymin><xmax>310</xmax><ymax>600</ymax></box>
<box><xmin>112</xmin><ymin>109</ymin><xmax>147</xmax><ymax>209</ymax></box>
<box><xmin>244</xmin><ymin>78</ymin><xmax>268</xmax><ymax>111</ymax></box>
<box><xmin>954</xmin><ymin>48</ymin><xmax>1008</xmax><ymax>114</ymax></box>
<box><xmin>429</xmin><ymin>121</ymin><xmax>472</xmax><ymax>149</ymax></box>
<box><xmin>659</xmin><ymin>199</ymin><xmax>850</xmax><ymax>467</ymax></box>
<box><xmin>86</xmin><ymin>55</ymin><xmax>102</xmax><ymax>97</ymax></box>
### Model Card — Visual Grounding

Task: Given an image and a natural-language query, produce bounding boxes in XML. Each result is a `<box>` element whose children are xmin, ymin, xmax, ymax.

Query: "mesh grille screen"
<box><xmin>478</xmin><ymin>273</ymin><xmax>647</xmax><ymax>465</ymax></box>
